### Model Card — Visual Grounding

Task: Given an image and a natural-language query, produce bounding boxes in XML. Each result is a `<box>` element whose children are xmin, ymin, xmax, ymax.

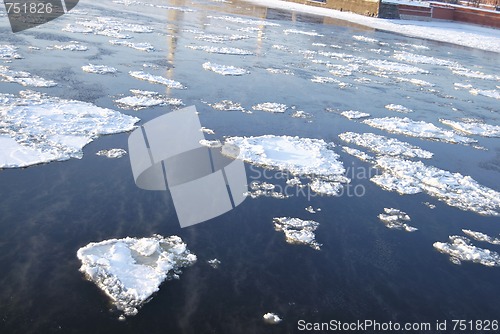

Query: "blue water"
<box><xmin>0</xmin><ymin>0</ymin><xmax>499</xmax><ymax>333</ymax></box>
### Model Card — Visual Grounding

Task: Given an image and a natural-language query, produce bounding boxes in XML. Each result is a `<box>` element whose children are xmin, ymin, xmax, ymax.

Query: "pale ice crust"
<box><xmin>82</xmin><ymin>64</ymin><xmax>118</xmax><ymax>74</ymax></box>
<box><xmin>202</xmin><ymin>62</ymin><xmax>248</xmax><ymax>76</ymax></box>
<box><xmin>440</xmin><ymin>119</ymin><xmax>500</xmax><ymax>137</ymax></box>
<box><xmin>96</xmin><ymin>149</ymin><xmax>128</xmax><ymax>159</ymax></box>
<box><xmin>77</xmin><ymin>235</ymin><xmax>197</xmax><ymax>317</ymax></box>
<box><xmin>129</xmin><ymin>71</ymin><xmax>186</xmax><ymax>89</ymax></box>
<box><xmin>378</xmin><ymin>208</ymin><xmax>417</xmax><ymax>232</ymax></box>
<box><xmin>0</xmin><ymin>66</ymin><xmax>57</xmax><ymax>87</ymax></box>
<box><xmin>0</xmin><ymin>90</ymin><xmax>139</xmax><ymax>168</ymax></box>
<box><xmin>433</xmin><ymin>236</ymin><xmax>500</xmax><ymax>267</ymax></box>
<box><xmin>273</xmin><ymin>217</ymin><xmax>321</xmax><ymax>250</ymax></box>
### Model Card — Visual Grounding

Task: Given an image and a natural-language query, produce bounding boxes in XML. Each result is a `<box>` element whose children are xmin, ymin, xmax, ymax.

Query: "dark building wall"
<box><xmin>283</xmin><ymin>0</ymin><xmax>380</xmax><ymax>17</ymax></box>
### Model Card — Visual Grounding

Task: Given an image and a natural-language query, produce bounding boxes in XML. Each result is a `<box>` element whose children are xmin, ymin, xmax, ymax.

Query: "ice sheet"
<box><xmin>0</xmin><ymin>66</ymin><xmax>57</xmax><ymax>87</ymax></box>
<box><xmin>202</xmin><ymin>62</ymin><xmax>249</xmax><ymax>76</ymax></box>
<box><xmin>378</xmin><ymin>208</ymin><xmax>417</xmax><ymax>232</ymax></box>
<box><xmin>96</xmin><ymin>148</ymin><xmax>128</xmax><ymax>158</ymax></box>
<box><xmin>129</xmin><ymin>71</ymin><xmax>186</xmax><ymax>89</ymax></box>
<box><xmin>115</xmin><ymin>90</ymin><xmax>183</xmax><ymax>110</ymax></box>
<box><xmin>82</xmin><ymin>64</ymin><xmax>118</xmax><ymax>74</ymax></box>
<box><xmin>440</xmin><ymin>119</ymin><xmax>500</xmax><ymax>137</ymax></box>
<box><xmin>273</xmin><ymin>217</ymin><xmax>321</xmax><ymax>250</ymax></box>
<box><xmin>462</xmin><ymin>229</ymin><xmax>500</xmax><ymax>245</ymax></box>
<box><xmin>433</xmin><ymin>236</ymin><xmax>500</xmax><ymax>267</ymax></box>
<box><xmin>186</xmin><ymin>45</ymin><xmax>253</xmax><ymax>55</ymax></box>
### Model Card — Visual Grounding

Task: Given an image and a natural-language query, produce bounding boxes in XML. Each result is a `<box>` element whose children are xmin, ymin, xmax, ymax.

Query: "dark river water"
<box><xmin>1</xmin><ymin>0</ymin><xmax>499</xmax><ymax>333</ymax></box>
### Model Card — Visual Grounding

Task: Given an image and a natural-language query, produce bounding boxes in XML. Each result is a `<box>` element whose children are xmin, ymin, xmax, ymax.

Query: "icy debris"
<box><xmin>423</xmin><ymin>201</ymin><xmax>436</xmax><ymax>209</ymax></box>
<box><xmin>96</xmin><ymin>148</ymin><xmax>127</xmax><ymax>158</ymax></box>
<box><xmin>246</xmin><ymin>181</ymin><xmax>287</xmax><ymax>199</ymax></box>
<box><xmin>309</xmin><ymin>178</ymin><xmax>343</xmax><ymax>196</ymax></box>
<box><xmin>0</xmin><ymin>45</ymin><xmax>22</xmax><ymax>60</ymax></box>
<box><xmin>77</xmin><ymin>235</ymin><xmax>197</xmax><ymax>317</ymax></box>
<box><xmin>353</xmin><ymin>35</ymin><xmax>378</xmax><ymax>43</ymax></box>
<box><xmin>266</xmin><ymin>68</ymin><xmax>294</xmax><ymax>75</ymax></box>
<box><xmin>451</xmin><ymin>67</ymin><xmax>500</xmax><ymax>81</ymax></box>
<box><xmin>0</xmin><ymin>66</ymin><xmax>57</xmax><ymax>87</ymax></box>
<box><xmin>454</xmin><ymin>83</ymin><xmax>473</xmax><ymax>90</ymax></box>
<box><xmin>286</xmin><ymin>177</ymin><xmax>303</xmax><ymax>187</ymax></box>
<box><xmin>385</xmin><ymin>104</ymin><xmax>413</xmax><ymax>113</ymax></box>
<box><xmin>199</xmin><ymin>139</ymin><xmax>222</xmax><ymax>148</ymax></box>
<box><xmin>312</xmin><ymin>43</ymin><xmax>327</xmax><ymax>47</ymax></box>
<box><xmin>201</xmin><ymin>127</ymin><xmax>215</xmax><ymax>135</ymax></box>
<box><xmin>372</xmin><ymin>156</ymin><xmax>500</xmax><ymax>216</ymax></box>
<box><xmin>394</xmin><ymin>77</ymin><xmax>434</xmax><ymax>87</ymax></box>
<box><xmin>251</xmin><ymin>102</ymin><xmax>287</xmax><ymax>113</ymax></box>
<box><xmin>223</xmin><ymin>135</ymin><xmax>345</xmax><ymax>178</ymax></box>
<box><xmin>207</xmin><ymin>258</ymin><xmax>221</xmax><ymax>269</ymax></box>
<box><xmin>202</xmin><ymin>62</ymin><xmax>248</xmax><ymax>76</ymax></box>
<box><xmin>311</xmin><ymin>76</ymin><xmax>341</xmax><ymax>84</ymax></box>
<box><xmin>263</xmin><ymin>312</ymin><xmax>283</xmax><ymax>325</ymax></box>
<box><xmin>394</xmin><ymin>42</ymin><xmax>429</xmax><ymax>50</ymax></box>
<box><xmin>186</xmin><ymin>45</ymin><xmax>253</xmax><ymax>55</ymax></box>
<box><xmin>328</xmin><ymin>64</ymin><xmax>359</xmax><ymax>77</ymax></box>
<box><xmin>378</xmin><ymin>208</ymin><xmax>417</xmax><ymax>232</ymax></box>
<box><xmin>433</xmin><ymin>236</ymin><xmax>500</xmax><ymax>267</ymax></box>
<box><xmin>82</xmin><ymin>64</ymin><xmax>117</xmax><ymax>74</ymax></box>
<box><xmin>439</xmin><ymin>119</ymin><xmax>500</xmax><ymax>137</ymax></box>
<box><xmin>273</xmin><ymin>217</ymin><xmax>321</xmax><ymax>250</ymax></box>
<box><xmin>62</xmin><ymin>24</ymin><xmax>93</xmax><ymax>33</ymax></box>
<box><xmin>195</xmin><ymin>33</ymin><xmax>250</xmax><ymax>43</ymax></box>
<box><xmin>392</xmin><ymin>51</ymin><xmax>457</xmax><ymax>66</ymax></box>
<box><xmin>48</xmin><ymin>43</ymin><xmax>88</xmax><ymax>51</ymax></box>
<box><xmin>340</xmin><ymin>110</ymin><xmax>370</xmax><ymax>119</ymax></box>
<box><xmin>363</xmin><ymin>117</ymin><xmax>475</xmax><ymax>144</ymax></box>
<box><xmin>272</xmin><ymin>44</ymin><xmax>289</xmax><ymax>51</ymax></box>
<box><xmin>207</xmin><ymin>15</ymin><xmax>280</xmax><ymax>26</ymax></box>
<box><xmin>109</xmin><ymin>40</ymin><xmax>155</xmax><ymax>52</ymax></box>
<box><xmin>469</xmin><ymin>88</ymin><xmax>500</xmax><ymax>100</ymax></box>
<box><xmin>210</xmin><ymin>100</ymin><xmax>246</xmax><ymax>112</ymax></box>
<box><xmin>339</xmin><ymin>132</ymin><xmax>433</xmax><ymax>159</ymax></box>
<box><xmin>0</xmin><ymin>90</ymin><xmax>139</xmax><ymax>168</ymax></box>
<box><xmin>129</xmin><ymin>71</ymin><xmax>186</xmax><ymax>89</ymax></box>
<box><xmin>305</xmin><ymin>205</ymin><xmax>320</xmax><ymax>214</ymax></box>
<box><xmin>366</xmin><ymin>60</ymin><xmax>428</xmax><ymax>74</ymax></box>
<box><xmin>115</xmin><ymin>90</ymin><xmax>183</xmax><ymax>110</ymax></box>
<box><xmin>462</xmin><ymin>229</ymin><xmax>500</xmax><ymax>245</ymax></box>
<box><xmin>342</xmin><ymin>146</ymin><xmax>374</xmax><ymax>162</ymax></box>
<box><xmin>291</xmin><ymin>110</ymin><xmax>312</xmax><ymax>119</ymax></box>
<box><xmin>283</xmin><ymin>29</ymin><xmax>324</xmax><ymax>37</ymax></box>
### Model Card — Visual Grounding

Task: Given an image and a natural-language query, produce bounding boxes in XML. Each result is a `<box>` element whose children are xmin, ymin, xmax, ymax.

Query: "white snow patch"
<box><xmin>340</xmin><ymin>110</ymin><xmax>370</xmax><ymax>119</ymax></box>
<box><xmin>210</xmin><ymin>100</ymin><xmax>246</xmax><ymax>112</ymax></box>
<box><xmin>440</xmin><ymin>119</ymin><xmax>500</xmax><ymax>137</ymax></box>
<box><xmin>273</xmin><ymin>217</ymin><xmax>321</xmax><ymax>250</ymax></box>
<box><xmin>202</xmin><ymin>62</ymin><xmax>249</xmax><ymax>76</ymax></box>
<box><xmin>186</xmin><ymin>45</ymin><xmax>253</xmax><ymax>55</ymax></box>
<box><xmin>96</xmin><ymin>148</ymin><xmax>128</xmax><ymax>158</ymax></box>
<box><xmin>82</xmin><ymin>64</ymin><xmax>117</xmax><ymax>74</ymax></box>
<box><xmin>385</xmin><ymin>104</ymin><xmax>413</xmax><ymax>113</ymax></box>
<box><xmin>129</xmin><ymin>71</ymin><xmax>186</xmax><ymax>89</ymax></box>
<box><xmin>251</xmin><ymin>102</ymin><xmax>287</xmax><ymax>113</ymax></box>
<box><xmin>0</xmin><ymin>66</ymin><xmax>57</xmax><ymax>87</ymax></box>
<box><xmin>77</xmin><ymin>235</ymin><xmax>196</xmax><ymax>317</ymax></box>
<box><xmin>378</xmin><ymin>208</ymin><xmax>417</xmax><ymax>232</ymax></box>
<box><xmin>263</xmin><ymin>312</ymin><xmax>283</xmax><ymax>324</ymax></box>
<box><xmin>109</xmin><ymin>40</ymin><xmax>155</xmax><ymax>52</ymax></box>
<box><xmin>434</xmin><ymin>236</ymin><xmax>500</xmax><ymax>267</ymax></box>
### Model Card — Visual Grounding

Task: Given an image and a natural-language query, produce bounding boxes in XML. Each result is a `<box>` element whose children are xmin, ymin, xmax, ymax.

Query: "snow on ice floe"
<box><xmin>186</xmin><ymin>45</ymin><xmax>253</xmax><ymax>55</ymax></box>
<box><xmin>469</xmin><ymin>88</ymin><xmax>500</xmax><ymax>100</ymax></box>
<box><xmin>199</xmin><ymin>139</ymin><xmax>222</xmax><ymax>148</ymax></box>
<box><xmin>273</xmin><ymin>217</ymin><xmax>321</xmax><ymax>250</ymax></box>
<box><xmin>194</xmin><ymin>33</ymin><xmax>250</xmax><ymax>43</ymax></box>
<box><xmin>209</xmin><ymin>100</ymin><xmax>246</xmax><ymax>112</ymax></box>
<box><xmin>246</xmin><ymin>181</ymin><xmax>287</xmax><ymax>199</ymax></box>
<box><xmin>266</xmin><ymin>68</ymin><xmax>294</xmax><ymax>75</ymax></box>
<box><xmin>340</xmin><ymin>110</ymin><xmax>370</xmax><ymax>119</ymax></box>
<box><xmin>202</xmin><ymin>62</ymin><xmax>248</xmax><ymax>76</ymax></box>
<box><xmin>0</xmin><ymin>66</ymin><xmax>57</xmax><ymax>87</ymax></box>
<box><xmin>439</xmin><ymin>119</ymin><xmax>500</xmax><ymax>137</ymax></box>
<box><xmin>451</xmin><ymin>67</ymin><xmax>500</xmax><ymax>81</ymax></box>
<box><xmin>378</xmin><ymin>208</ymin><xmax>417</xmax><ymax>232</ymax></box>
<box><xmin>394</xmin><ymin>77</ymin><xmax>434</xmax><ymax>87</ymax></box>
<box><xmin>462</xmin><ymin>229</ymin><xmax>500</xmax><ymax>245</ymax></box>
<box><xmin>392</xmin><ymin>51</ymin><xmax>457</xmax><ymax>67</ymax></box>
<box><xmin>77</xmin><ymin>235</ymin><xmax>197</xmax><ymax>317</ymax></box>
<box><xmin>291</xmin><ymin>110</ymin><xmax>312</xmax><ymax>119</ymax></box>
<box><xmin>64</xmin><ymin>17</ymin><xmax>153</xmax><ymax>36</ymax></box>
<box><xmin>371</xmin><ymin>156</ymin><xmax>500</xmax><ymax>216</ymax></box>
<box><xmin>385</xmin><ymin>104</ymin><xmax>413</xmax><ymax>113</ymax></box>
<box><xmin>283</xmin><ymin>29</ymin><xmax>324</xmax><ymax>37</ymax></box>
<box><xmin>251</xmin><ymin>102</ymin><xmax>287</xmax><ymax>113</ymax></box>
<box><xmin>48</xmin><ymin>43</ymin><xmax>88</xmax><ymax>51</ymax></box>
<box><xmin>0</xmin><ymin>45</ymin><xmax>22</xmax><ymax>60</ymax></box>
<box><xmin>207</xmin><ymin>258</ymin><xmax>221</xmax><ymax>269</ymax></box>
<box><xmin>263</xmin><ymin>312</ymin><xmax>283</xmax><ymax>325</ymax></box>
<box><xmin>129</xmin><ymin>71</ymin><xmax>186</xmax><ymax>89</ymax></box>
<box><xmin>342</xmin><ymin>146</ymin><xmax>374</xmax><ymax>162</ymax></box>
<box><xmin>363</xmin><ymin>117</ymin><xmax>475</xmax><ymax>144</ymax></box>
<box><xmin>115</xmin><ymin>90</ymin><xmax>183</xmax><ymax>110</ymax></box>
<box><xmin>223</xmin><ymin>135</ymin><xmax>345</xmax><ymax>178</ymax></box>
<box><xmin>366</xmin><ymin>60</ymin><xmax>429</xmax><ymax>75</ymax></box>
<box><xmin>207</xmin><ymin>15</ymin><xmax>280</xmax><ymax>26</ymax></box>
<box><xmin>339</xmin><ymin>132</ymin><xmax>433</xmax><ymax>159</ymax></box>
<box><xmin>433</xmin><ymin>236</ymin><xmax>500</xmax><ymax>267</ymax></box>
<box><xmin>0</xmin><ymin>90</ymin><xmax>139</xmax><ymax>168</ymax></box>
<box><xmin>352</xmin><ymin>35</ymin><xmax>379</xmax><ymax>43</ymax></box>
<box><xmin>311</xmin><ymin>76</ymin><xmax>348</xmax><ymax>87</ymax></box>
<box><xmin>82</xmin><ymin>64</ymin><xmax>118</xmax><ymax>74</ymax></box>
<box><xmin>305</xmin><ymin>205</ymin><xmax>321</xmax><ymax>214</ymax></box>
<box><xmin>96</xmin><ymin>148</ymin><xmax>127</xmax><ymax>158</ymax></box>
<box><xmin>309</xmin><ymin>178</ymin><xmax>344</xmax><ymax>196</ymax></box>
<box><xmin>109</xmin><ymin>40</ymin><xmax>155</xmax><ymax>52</ymax></box>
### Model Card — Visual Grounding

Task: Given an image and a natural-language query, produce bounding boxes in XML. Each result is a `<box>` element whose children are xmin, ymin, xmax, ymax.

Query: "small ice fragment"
<box><xmin>433</xmin><ymin>236</ymin><xmax>500</xmax><ymax>267</ymax></box>
<box><xmin>309</xmin><ymin>179</ymin><xmax>342</xmax><ymax>196</ymax></box>
<box><xmin>201</xmin><ymin>127</ymin><xmax>215</xmax><ymax>135</ymax></box>
<box><xmin>340</xmin><ymin>110</ymin><xmax>370</xmax><ymax>119</ymax></box>
<box><xmin>96</xmin><ymin>148</ymin><xmax>127</xmax><ymax>159</ymax></box>
<box><xmin>129</xmin><ymin>71</ymin><xmax>186</xmax><ymax>89</ymax></box>
<box><xmin>283</xmin><ymin>29</ymin><xmax>323</xmax><ymax>37</ymax></box>
<box><xmin>385</xmin><ymin>104</ymin><xmax>413</xmax><ymax>113</ymax></box>
<box><xmin>207</xmin><ymin>258</ymin><xmax>221</xmax><ymax>269</ymax></box>
<box><xmin>263</xmin><ymin>312</ymin><xmax>282</xmax><ymax>324</ymax></box>
<box><xmin>202</xmin><ymin>62</ymin><xmax>248</xmax><ymax>76</ymax></box>
<box><xmin>378</xmin><ymin>208</ymin><xmax>417</xmax><ymax>232</ymax></box>
<box><xmin>462</xmin><ymin>229</ymin><xmax>500</xmax><ymax>245</ymax></box>
<box><xmin>252</xmin><ymin>103</ymin><xmax>287</xmax><ymax>113</ymax></box>
<box><xmin>273</xmin><ymin>217</ymin><xmax>321</xmax><ymax>250</ymax></box>
<box><xmin>82</xmin><ymin>64</ymin><xmax>117</xmax><ymax>74</ymax></box>
<box><xmin>291</xmin><ymin>110</ymin><xmax>311</xmax><ymax>119</ymax></box>
<box><xmin>186</xmin><ymin>45</ymin><xmax>253</xmax><ymax>55</ymax></box>
<box><xmin>199</xmin><ymin>139</ymin><xmax>222</xmax><ymax>148</ymax></box>
<box><xmin>439</xmin><ymin>119</ymin><xmax>500</xmax><ymax>137</ymax></box>
<box><xmin>49</xmin><ymin>43</ymin><xmax>88</xmax><ymax>51</ymax></box>
<box><xmin>110</xmin><ymin>40</ymin><xmax>155</xmax><ymax>52</ymax></box>
<box><xmin>0</xmin><ymin>66</ymin><xmax>57</xmax><ymax>87</ymax></box>
<box><xmin>305</xmin><ymin>205</ymin><xmax>318</xmax><ymax>214</ymax></box>
<box><xmin>210</xmin><ymin>100</ymin><xmax>246</xmax><ymax>112</ymax></box>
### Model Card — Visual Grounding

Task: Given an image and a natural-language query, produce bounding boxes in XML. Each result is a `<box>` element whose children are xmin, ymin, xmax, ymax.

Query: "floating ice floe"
<box><xmin>129</xmin><ymin>71</ymin><xmax>186</xmax><ymax>89</ymax></box>
<box><xmin>469</xmin><ymin>88</ymin><xmax>500</xmax><ymax>100</ymax></box>
<box><xmin>246</xmin><ymin>181</ymin><xmax>287</xmax><ymax>199</ymax></box>
<box><xmin>202</xmin><ymin>62</ymin><xmax>248</xmax><ymax>76</ymax></box>
<box><xmin>207</xmin><ymin>258</ymin><xmax>221</xmax><ymax>269</ymax></box>
<box><xmin>0</xmin><ymin>45</ymin><xmax>22</xmax><ymax>60</ymax></box>
<box><xmin>0</xmin><ymin>66</ymin><xmax>57</xmax><ymax>87</ymax></box>
<box><xmin>439</xmin><ymin>119</ymin><xmax>500</xmax><ymax>137</ymax></box>
<box><xmin>311</xmin><ymin>76</ymin><xmax>348</xmax><ymax>87</ymax></box>
<box><xmin>342</xmin><ymin>146</ymin><xmax>374</xmax><ymax>162</ymax></box>
<box><xmin>48</xmin><ymin>43</ymin><xmax>88</xmax><ymax>51</ymax></box>
<box><xmin>363</xmin><ymin>117</ymin><xmax>475</xmax><ymax>144</ymax></box>
<box><xmin>263</xmin><ymin>312</ymin><xmax>283</xmax><ymax>325</ymax></box>
<box><xmin>201</xmin><ymin>127</ymin><xmax>215</xmax><ymax>135</ymax></box>
<box><xmin>207</xmin><ymin>15</ymin><xmax>280</xmax><ymax>26</ymax></box>
<box><xmin>305</xmin><ymin>205</ymin><xmax>320</xmax><ymax>214</ymax></box>
<box><xmin>378</xmin><ymin>208</ymin><xmax>417</xmax><ymax>232</ymax></box>
<box><xmin>272</xmin><ymin>44</ymin><xmax>289</xmax><ymax>52</ymax></box>
<box><xmin>286</xmin><ymin>177</ymin><xmax>303</xmax><ymax>187</ymax></box>
<box><xmin>77</xmin><ymin>235</ymin><xmax>197</xmax><ymax>317</ymax></box>
<box><xmin>433</xmin><ymin>236</ymin><xmax>500</xmax><ymax>267</ymax></box>
<box><xmin>366</xmin><ymin>60</ymin><xmax>429</xmax><ymax>75</ymax></box>
<box><xmin>251</xmin><ymin>103</ymin><xmax>287</xmax><ymax>113</ymax></box>
<box><xmin>451</xmin><ymin>67</ymin><xmax>500</xmax><ymax>81</ymax></box>
<box><xmin>291</xmin><ymin>110</ymin><xmax>312</xmax><ymax>119</ymax></box>
<box><xmin>340</xmin><ymin>110</ymin><xmax>370</xmax><ymax>119</ymax></box>
<box><xmin>266</xmin><ymin>68</ymin><xmax>294</xmax><ymax>75</ymax></box>
<box><xmin>339</xmin><ymin>132</ymin><xmax>433</xmax><ymax>159</ymax></box>
<box><xmin>115</xmin><ymin>89</ymin><xmax>183</xmax><ymax>110</ymax></box>
<box><xmin>186</xmin><ymin>45</ymin><xmax>253</xmax><ymax>55</ymax></box>
<box><xmin>309</xmin><ymin>178</ymin><xmax>344</xmax><ymax>196</ymax></box>
<box><xmin>82</xmin><ymin>64</ymin><xmax>118</xmax><ymax>74</ymax></box>
<box><xmin>109</xmin><ymin>40</ymin><xmax>155</xmax><ymax>52</ymax></box>
<box><xmin>210</xmin><ymin>100</ymin><xmax>246</xmax><ymax>112</ymax></box>
<box><xmin>394</xmin><ymin>77</ymin><xmax>434</xmax><ymax>87</ymax></box>
<box><xmin>385</xmin><ymin>104</ymin><xmax>413</xmax><ymax>113</ymax></box>
<box><xmin>283</xmin><ymin>29</ymin><xmax>324</xmax><ymax>37</ymax></box>
<box><xmin>353</xmin><ymin>35</ymin><xmax>379</xmax><ymax>43</ymax></box>
<box><xmin>423</xmin><ymin>201</ymin><xmax>436</xmax><ymax>209</ymax></box>
<box><xmin>273</xmin><ymin>217</ymin><xmax>321</xmax><ymax>250</ymax></box>
<box><xmin>394</xmin><ymin>42</ymin><xmax>429</xmax><ymax>51</ymax></box>
<box><xmin>392</xmin><ymin>51</ymin><xmax>457</xmax><ymax>67</ymax></box>
<box><xmin>199</xmin><ymin>139</ymin><xmax>222</xmax><ymax>148</ymax></box>
<box><xmin>194</xmin><ymin>33</ymin><xmax>250</xmax><ymax>43</ymax></box>
<box><xmin>96</xmin><ymin>148</ymin><xmax>127</xmax><ymax>158</ymax></box>
<box><xmin>0</xmin><ymin>90</ymin><xmax>139</xmax><ymax>168</ymax></box>
<box><xmin>462</xmin><ymin>229</ymin><xmax>500</xmax><ymax>245</ymax></box>
<box><xmin>372</xmin><ymin>156</ymin><xmax>500</xmax><ymax>216</ymax></box>
<box><xmin>62</xmin><ymin>24</ymin><xmax>94</xmax><ymax>34</ymax></box>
